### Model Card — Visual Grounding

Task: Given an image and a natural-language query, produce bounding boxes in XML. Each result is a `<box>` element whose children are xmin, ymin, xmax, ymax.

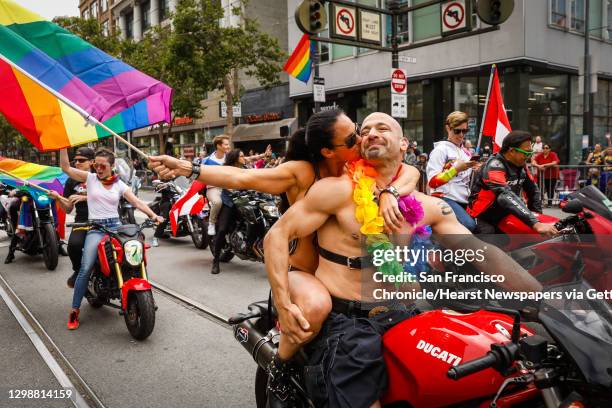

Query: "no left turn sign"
<box><xmin>442</xmin><ymin>1</ymin><xmax>467</xmax><ymax>33</ymax></box>
<box><xmin>332</xmin><ymin>4</ymin><xmax>357</xmax><ymax>39</ymax></box>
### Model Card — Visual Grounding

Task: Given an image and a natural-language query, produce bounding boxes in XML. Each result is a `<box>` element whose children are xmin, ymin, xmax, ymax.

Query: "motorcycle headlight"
<box><xmin>263</xmin><ymin>205</ymin><xmax>280</xmax><ymax>218</ymax></box>
<box><xmin>124</xmin><ymin>240</ymin><xmax>143</xmax><ymax>266</ymax></box>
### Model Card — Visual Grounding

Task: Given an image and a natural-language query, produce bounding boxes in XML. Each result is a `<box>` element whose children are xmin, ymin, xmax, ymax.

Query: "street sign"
<box><xmin>391</xmin><ymin>68</ymin><xmax>407</xmax><ymax>94</ymax></box>
<box><xmin>359</xmin><ymin>10</ymin><xmax>382</xmax><ymax>45</ymax></box>
<box><xmin>313</xmin><ymin>77</ymin><xmax>326</xmax><ymax>103</ymax></box>
<box><xmin>331</xmin><ymin>4</ymin><xmax>357</xmax><ymax>39</ymax></box>
<box><xmin>441</xmin><ymin>1</ymin><xmax>467</xmax><ymax>35</ymax></box>
<box><xmin>219</xmin><ymin>101</ymin><xmax>242</xmax><ymax>118</ymax></box>
<box><xmin>391</xmin><ymin>93</ymin><xmax>407</xmax><ymax>118</ymax></box>
<box><xmin>398</xmin><ymin>55</ymin><xmax>417</xmax><ymax>64</ymax></box>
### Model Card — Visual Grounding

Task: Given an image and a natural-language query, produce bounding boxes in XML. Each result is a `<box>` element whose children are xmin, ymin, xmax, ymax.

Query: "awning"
<box><xmin>231</xmin><ymin>118</ymin><xmax>297</xmax><ymax>142</ymax></box>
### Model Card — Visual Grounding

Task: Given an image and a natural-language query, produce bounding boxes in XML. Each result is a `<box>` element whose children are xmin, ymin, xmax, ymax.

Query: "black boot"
<box><xmin>211</xmin><ymin>260</ymin><xmax>220</xmax><ymax>274</ymax></box>
<box><xmin>4</xmin><ymin>251</ymin><xmax>15</xmax><ymax>264</ymax></box>
<box><xmin>266</xmin><ymin>352</ymin><xmax>296</xmax><ymax>408</ymax></box>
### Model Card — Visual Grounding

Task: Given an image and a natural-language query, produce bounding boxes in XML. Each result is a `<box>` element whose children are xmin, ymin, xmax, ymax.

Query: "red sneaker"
<box><xmin>67</xmin><ymin>310</ymin><xmax>80</xmax><ymax>330</ymax></box>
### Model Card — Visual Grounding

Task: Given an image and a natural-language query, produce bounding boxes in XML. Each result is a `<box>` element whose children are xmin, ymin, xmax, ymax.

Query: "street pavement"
<box><xmin>0</xmin><ymin>188</ymin><xmax>267</xmax><ymax>407</ymax></box>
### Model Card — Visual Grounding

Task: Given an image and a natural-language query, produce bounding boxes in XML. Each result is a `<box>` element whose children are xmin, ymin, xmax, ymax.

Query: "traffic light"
<box><xmin>295</xmin><ymin>0</ymin><xmax>327</xmax><ymax>35</ymax></box>
<box><xmin>476</xmin><ymin>0</ymin><xmax>514</xmax><ymax>25</ymax></box>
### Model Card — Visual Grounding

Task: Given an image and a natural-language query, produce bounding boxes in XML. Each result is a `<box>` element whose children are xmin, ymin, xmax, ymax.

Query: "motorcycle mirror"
<box><xmin>562</xmin><ymin>199</ymin><xmax>583</xmax><ymax>214</ymax></box>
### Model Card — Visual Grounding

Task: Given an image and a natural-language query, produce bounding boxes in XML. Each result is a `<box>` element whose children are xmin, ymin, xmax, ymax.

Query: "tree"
<box><xmin>53</xmin><ymin>17</ymin><xmax>124</xmax><ymax>57</ymax></box>
<box><xmin>0</xmin><ymin>116</ymin><xmax>27</xmax><ymax>159</ymax></box>
<box><xmin>172</xmin><ymin>0</ymin><xmax>286</xmax><ymax>135</ymax></box>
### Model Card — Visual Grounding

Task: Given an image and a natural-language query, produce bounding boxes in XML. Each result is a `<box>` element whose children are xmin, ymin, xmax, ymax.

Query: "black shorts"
<box><xmin>303</xmin><ymin>302</ymin><xmax>419</xmax><ymax>408</ymax></box>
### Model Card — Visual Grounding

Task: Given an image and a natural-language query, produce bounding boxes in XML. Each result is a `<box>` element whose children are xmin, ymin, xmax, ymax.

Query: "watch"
<box><xmin>190</xmin><ymin>160</ymin><xmax>201</xmax><ymax>179</ymax></box>
<box><xmin>380</xmin><ymin>185</ymin><xmax>400</xmax><ymax>200</ymax></box>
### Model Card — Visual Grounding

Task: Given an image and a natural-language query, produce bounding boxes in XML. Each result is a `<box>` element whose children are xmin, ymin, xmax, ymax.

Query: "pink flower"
<box><xmin>398</xmin><ymin>195</ymin><xmax>424</xmax><ymax>225</ymax></box>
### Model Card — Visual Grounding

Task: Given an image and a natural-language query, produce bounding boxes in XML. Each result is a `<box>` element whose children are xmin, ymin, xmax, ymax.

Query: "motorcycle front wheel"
<box><xmin>41</xmin><ymin>223</ymin><xmax>58</xmax><ymax>271</ymax></box>
<box><xmin>124</xmin><ymin>291</ymin><xmax>156</xmax><ymax>340</ymax></box>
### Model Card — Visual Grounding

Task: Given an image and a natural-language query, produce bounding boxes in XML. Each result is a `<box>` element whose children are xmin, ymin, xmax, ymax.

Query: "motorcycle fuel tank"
<box><xmin>381</xmin><ymin>309</ymin><xmax>533</xmax><ymax>407</ymax></box>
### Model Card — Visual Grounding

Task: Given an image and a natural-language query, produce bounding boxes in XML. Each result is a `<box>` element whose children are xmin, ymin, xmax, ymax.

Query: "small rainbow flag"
<box><xmin>0</xmin><ymin>157</ymin><xmax>68</xmax><ymax>195</ymax></box>
<box><xmin>0</xmin><ymin>0</ymin><xmax>172</xmax><ymax>150</ymax></box>
<box><xmin>283</xmin><ymin>34</ymin><xmax>312</xmax><ymax>83</ymax></box>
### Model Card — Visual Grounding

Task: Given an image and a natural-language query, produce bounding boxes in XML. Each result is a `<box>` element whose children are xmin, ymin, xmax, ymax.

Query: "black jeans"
<box><xmin>154</xmin><ymin>200</ymin><xmax>172</xmax><ymax>238</ymax></box>
<box><xmin>542</xmin><ymin>178</ymin><xmax>557</xmax><ymax>206</ymax></box>
<box><xmin>67</xmin><ymin>228</ymin><xmax>87</xmax><ymax>273</ymax></box>
<box><xmin>212</xmin><ymin>204</ymin><xmax>236</xmax><ymax>261</ymax></box>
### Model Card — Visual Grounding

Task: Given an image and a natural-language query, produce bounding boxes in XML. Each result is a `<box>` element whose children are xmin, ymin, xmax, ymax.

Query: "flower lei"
<box><xmin>348</xmin><ymin>159</ymin><xmax>428</xmax><ymax>279</ymax></box>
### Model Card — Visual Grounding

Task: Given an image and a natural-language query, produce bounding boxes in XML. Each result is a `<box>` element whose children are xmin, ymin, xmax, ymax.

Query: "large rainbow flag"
<box><xmin>283</xmin><ymin>34</ymin><xmax>312</xmax><ymax>83</ymax></box>
<box><xmin>0</xmin><ymin>157</ymin><xmax>68</xmax><ymax>195</ymax></box>
<box><xmin>0</xmin><ymin>0</ymin><xmax>172</xmax><ymax>150</ymax></box>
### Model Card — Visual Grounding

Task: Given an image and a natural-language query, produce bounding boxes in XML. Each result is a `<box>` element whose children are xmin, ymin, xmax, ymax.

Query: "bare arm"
<box><xmin>380</xmin><ymin>164</ymin><xmax>421</xmax><ymax>231</ymax></box>
<box><xmin>429</xmin><ymin>198</ymin><xmax>542</xmax><ymax>292</ymax></box>
<box><xmin>59</xmin><ymin>149</ymin><xmax>88</xmax><ymax>182</ymax></box>
<box><xmin>148</xmin><ymin>155</ymin><xmax>299</xmax><ymax>195</ymax></box>
<box><xmin>123</xmin><ymin>189</ymin><xmax>160</xmax><ymax>220</ymax></box>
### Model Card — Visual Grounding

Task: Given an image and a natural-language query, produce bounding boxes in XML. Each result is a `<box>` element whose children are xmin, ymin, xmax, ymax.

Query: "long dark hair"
<box><xmin>224</xmin><ymin>149</ymin><xmax>243</xmax><ymax>167</ymax></box>
<box><xmin>285</xmin><ymin>109</ymin><xmax>343</xmax><ymax>163</ymax></box>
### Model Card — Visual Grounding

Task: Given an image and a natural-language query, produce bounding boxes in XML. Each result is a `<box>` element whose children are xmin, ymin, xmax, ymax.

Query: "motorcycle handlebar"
<box><xmin>447</xmin><ymin>352</ymin><xmax>499</xmax><ymax>380</ymax></box>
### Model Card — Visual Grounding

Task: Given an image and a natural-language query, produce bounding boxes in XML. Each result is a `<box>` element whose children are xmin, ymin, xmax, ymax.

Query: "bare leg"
<box><xmin>277</xmin><ymin>270</ymin><xmax>332</xmax><ymax>360</ymax></box>
<box><xmin>370</xmin><ymin>401</ymin><xmax>381</xmax><ymax>408</ymax></box>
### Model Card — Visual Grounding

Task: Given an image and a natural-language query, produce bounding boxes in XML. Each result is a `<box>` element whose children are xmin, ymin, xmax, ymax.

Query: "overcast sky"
<box><xmin>16</xmin><ymin>0</ymin><xmax>78</xmax><ymax>20</ymax></box>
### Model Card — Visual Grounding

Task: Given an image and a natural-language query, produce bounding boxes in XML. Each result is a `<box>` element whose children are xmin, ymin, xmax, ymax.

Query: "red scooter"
<box><xmin>68</xmin><ymin>220</ymin><xmax>157</xmax><ymax>340</ymax></box>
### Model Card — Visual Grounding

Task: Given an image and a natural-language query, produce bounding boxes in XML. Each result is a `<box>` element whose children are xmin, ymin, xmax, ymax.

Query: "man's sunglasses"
<box><xmin>332</xmin><ymin>123</ymin><xmax>360</xmax><ymax>149</ymax></box>
<box><xmin>452</xmin><ymin>128</ymin><xmax>469</xmax><ymax>135</ymax></box>
<box><xmin>93</xmin><ymin>163</ymin><xmax>109</xmax><ymax>170</ymax></box>
<box><xmin>512</xmin><ymin>147</ymin><xmax>534</xmax><ymax>157</ymax></box>
<box><xmin>73</xmin><ymin>158</ymin><xmax>90</xmax><ymax>164</ymax></box>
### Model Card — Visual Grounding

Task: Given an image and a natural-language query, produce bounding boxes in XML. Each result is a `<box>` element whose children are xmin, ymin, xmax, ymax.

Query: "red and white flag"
<box><xmin>482</xmin><ymin>67</ymin><xmax>511</xmax><ymax>153</ymax></box>
<box><xmin>169</xmin><ymin>180</ymin><xmax>206</xmax><ymax>236</ymax></box>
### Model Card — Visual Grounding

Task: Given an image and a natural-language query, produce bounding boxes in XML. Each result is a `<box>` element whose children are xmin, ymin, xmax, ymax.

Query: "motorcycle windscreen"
<box><xmin>568</xmin><ymin>185</ymin><xmax>612</xmax><ymax>222</ymax></box>
<box><xmin>115</xmin><ymin>158</ymin><xmax>133</xmax><ymax>184</ymax></box>
<box><xmin>538</xmin><ymin>280</ymin><xmax>612</xmax><ymax>388</ymax></box>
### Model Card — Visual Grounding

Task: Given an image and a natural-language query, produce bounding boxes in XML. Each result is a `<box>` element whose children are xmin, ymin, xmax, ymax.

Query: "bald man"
<box><xmin>264</xmin><ymin>112</ymin><xmax>541</xmax><ymax>408</ymax></box>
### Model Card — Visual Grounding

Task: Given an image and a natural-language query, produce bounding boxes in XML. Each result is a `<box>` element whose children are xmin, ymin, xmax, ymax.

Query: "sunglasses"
<box><xmin>93</xmin><ymin>163</ymin><xmax>109</xmax><ymax>170</ymax></box>
<box><xmin>543</xmin><ymin>146</ymin><xmax>550</xmax><ymax>150</ymax></box>
<box><xmin>452</xmin><ymin>128</ymin><xmax>469</xmax><ymax>135</ymax></box>
<box><xmin>512</xmin><ymin>147</ymin><xmax>534</xmax><ymax>157</ymax></box>
<box><xmin>73</xmin><ymin>158</ymin><xmax>90</xmax><ymax>164</ymax></box>
<box><xmin>332</xmin><ymin>123</ymin><xmax>360</xmax><ymax>149</ymax></box>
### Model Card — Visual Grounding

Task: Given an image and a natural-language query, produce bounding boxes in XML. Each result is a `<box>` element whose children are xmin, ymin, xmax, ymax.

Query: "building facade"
<box><xmin>80</xmin><ymin>0</ymin><xmax>292</xmax><ymax>158</ymax></box>
<box><xmin>288</xmin><ymin>0</ymin><xmax>612</xmax><ymax>164</ymax></box>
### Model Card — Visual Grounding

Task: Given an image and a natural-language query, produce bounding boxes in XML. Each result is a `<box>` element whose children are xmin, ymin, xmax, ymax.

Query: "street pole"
<box><xmin>389</xmin><ymin>0</ymin><xmax>399</xmax><ymax>69</ymax></box>
<box><xmin>583</xmin><ymin>0</ymin><xmax>592</xmax><ymax>144</ymax></box>
<box><xmin>313</xmin><ymin>40</ymin><xmax>321</xmax><ymax>113</ymax></box>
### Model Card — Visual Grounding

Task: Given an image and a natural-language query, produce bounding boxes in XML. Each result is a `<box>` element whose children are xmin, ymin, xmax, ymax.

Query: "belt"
<box><xmin>331</xmin><ymin>296</ymin><xmax>392</xmax><ymax>319</ymax></box>
<box><xmin>319</xmin><ymin>247</ymin><xmax>372</xmax><ymax>270</ymax></box>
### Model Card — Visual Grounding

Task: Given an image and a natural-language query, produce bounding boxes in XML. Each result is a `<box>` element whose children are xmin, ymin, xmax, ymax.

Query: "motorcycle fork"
<box><xmin>185</xmin><ymin>215</ymin><xmax>194</xmax><ymax>233</ymax></box>
<box><xmin>113</xmin><ymin>250</ymin><xmax>124</xmax><ymax>288</ymax></box>
<box><xmin>140</xmin><ymin>263</ymin><xmax>148</xmax><ymax>281</ymax></box>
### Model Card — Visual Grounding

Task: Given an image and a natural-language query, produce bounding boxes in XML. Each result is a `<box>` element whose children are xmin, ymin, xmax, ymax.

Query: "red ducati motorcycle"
<box><xmin>68</xmin><ymin>220</ymin><xmax>157</xmax><ymax>340</ymax></box>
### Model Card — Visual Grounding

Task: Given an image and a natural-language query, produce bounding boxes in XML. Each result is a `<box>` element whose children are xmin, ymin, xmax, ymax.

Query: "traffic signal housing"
<box><xmin>476</xmin><ymin>0</ymin><xmax>514</xmax><ymax>25</ymax></box>
<box><xmin>295</xmin><ymin>0</ymin><xmax>327</xmax><ymax>35</ymax></box>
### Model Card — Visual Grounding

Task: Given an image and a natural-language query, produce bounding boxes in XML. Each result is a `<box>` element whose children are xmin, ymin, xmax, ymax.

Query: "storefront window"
<box><xmin>405</xmin><ymin>82</ymin><xmax>423</xmax><ymax>146</ymax></box>
<box><xmin>454</xmin><ymin>76</ymin><xmax>478</xmax><ymax>117</ymax></box>
<box><xmin>594</xmin><ymin>80</ymin><xmax>608</xmax><ymax>116</ymax></box>
<box><xmin>569</xmin><ymin>116</ymin><xmax>584</xmax><ymax>163</ymax></box>
<box><xmin>528</xmin><ymin>75</ymin><xmax>568</xmax><ymax>162</ymax></box>
<box><xmin>412</xmin><ymin>0</ymin><xmax>440</xmax><ymax>41</ymax></box>
<box><xmin>570</xmin><ymin>76</ymin><xmax>584</xmax><ymax>115</ymax></box>
<box><xmin>378</xmin><ymin>87</ymin><xmax>391</xmax><ymax>116</ymax></box>
<box><xmin>356</xmin><ymin>89</ymin><xmax>378</xmax><ymax>123</ymax></box>
<box><xmin>551</xmin><ymin>0</ymin><xmax>567</xmax><ymax>27</ymax></box>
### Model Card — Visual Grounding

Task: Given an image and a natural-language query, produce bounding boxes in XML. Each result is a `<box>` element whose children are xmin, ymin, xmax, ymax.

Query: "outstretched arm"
<box><xmin>59</xmin><ymin>149</ymin><xmax>88</xmax><ymax>183</ymax></box>
<box><xmin>264</xmin><ymin>177</ymin><xmax>347</xmax><ymax>343</ymax></box>
<box><xmin>148</xmin><ymin>155</ymin><xmax>298</xmax><ymax>195</ymax></box>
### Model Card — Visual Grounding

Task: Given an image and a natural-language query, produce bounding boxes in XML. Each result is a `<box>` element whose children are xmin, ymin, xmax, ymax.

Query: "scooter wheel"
<box><xmin>124</xmin><ymin>291</ymin><xmax>156</xmax><ymax>340</ymax></box>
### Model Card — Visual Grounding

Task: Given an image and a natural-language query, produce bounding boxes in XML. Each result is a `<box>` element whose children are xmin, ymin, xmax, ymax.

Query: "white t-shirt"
<box><xmin>86</xmin><ymin>172</ymin><xmax>129</xmax><ymax>220</ymax></box>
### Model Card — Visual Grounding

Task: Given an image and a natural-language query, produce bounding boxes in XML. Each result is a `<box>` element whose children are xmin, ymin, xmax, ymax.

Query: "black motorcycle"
<box><xmin>1</xmin><ymin>187</ymin><xmax>58</xmax><ymax>270</ymax></box>
<box><xmin>209</xmin><ymin>190</ymin><xmax>280</xmax><ymax>263</ymax></box>
<box><xmin>116</xmin><ymin>158</ymin><xmax>141</xmax><ymax>225</ymax></box>
<box><xmin>148</xmin><ymin>176</ymin><xmax>208</xmax><ymax>249</ymax></box>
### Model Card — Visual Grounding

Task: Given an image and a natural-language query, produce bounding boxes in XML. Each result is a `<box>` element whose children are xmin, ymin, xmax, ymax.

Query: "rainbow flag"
<box><xmin>283</xmin><ymin>34</ymin><xmax>312</xmax><ymax>83</ymax></box>
<box><xmin>0</xmin><ymin>0</ymin><xmax>172</xmax><ymax>149</ymax></box>
<box><xmin>0</xmin><ymin>157</ymin><xmax>68</xmax><ymax>195</ymax></box>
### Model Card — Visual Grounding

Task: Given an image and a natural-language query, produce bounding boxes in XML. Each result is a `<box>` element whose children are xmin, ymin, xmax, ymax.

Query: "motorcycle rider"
<box><xmin>210</xmin><ymin>149</ymin><xmax>246</xmax><ymax>274</ymax></box>
<box><xmin>202</xmin><ymin>135</ymin><xmax>231</xmax><ymax>236</ymax></box>
<box><xmin>2</xmin><ymin>185</ymin><xmax>20</xmax><ymax>264</ymax></box>
<box><xmin>60</xmin><ymin>147</ymin><xmax>162</xmax><ymax>330</ymax></box>
<box><xmin>49</xmin><ymin>147</ymin><xmax>94</xmax><ymax>288</ymax></box>
<box><xmin>264</xmin><ymin>112</ymin><xmax>542</xmax><ymax>408</ymax></box>
<box><xmin>467</xmin><ymin>131</ymin><xmax>559</xmax><ymax>236</ymax></box>
<box><xmin>148</xmin><ymin>109</ymin><xmax>421</xmax><ymax>406</ymax></box>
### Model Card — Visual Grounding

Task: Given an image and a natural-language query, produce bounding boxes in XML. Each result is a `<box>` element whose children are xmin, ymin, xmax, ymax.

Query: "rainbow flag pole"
<box><xmin>0</xmin><ymin>53</ymin><xmax>148</xmax><ymax>158</ymax></box>
<box><xmin>0</xmin><ymin>168</ymin><xmax>49</xmax><ymax>193</ymax></box>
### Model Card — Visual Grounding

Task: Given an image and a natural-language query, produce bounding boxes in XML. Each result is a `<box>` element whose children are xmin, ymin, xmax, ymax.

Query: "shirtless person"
<box><xmin>264</xmin><ymin>112</ymin><xmax>541</xmax><ymax>408</ymax></box>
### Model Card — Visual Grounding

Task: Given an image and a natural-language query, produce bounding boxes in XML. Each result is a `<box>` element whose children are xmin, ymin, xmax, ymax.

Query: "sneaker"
<box><xmin>67</xmin><ymin>309</ymin><xmax>80</xmax><ymax>330</ymax></box>
<box><xmin>151</xmin><ymin>237</ymin><xmax>159</xmax><ymax>247</ymax></box>
<box><xmin>207</xmin><ymin>223</ymin><xmax>216</xmax><ymax>236</ymax></box>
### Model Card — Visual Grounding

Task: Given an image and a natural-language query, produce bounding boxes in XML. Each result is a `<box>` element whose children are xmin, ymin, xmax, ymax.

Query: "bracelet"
<box><xmin>380</xmin><ymin>185</ymin><xmax>400</xmax><ymax>200</ymax></box>
<box><xmin>190</xmin><ymin>161</ymin><xmax>201</xmax><ymax>178</ymax></box>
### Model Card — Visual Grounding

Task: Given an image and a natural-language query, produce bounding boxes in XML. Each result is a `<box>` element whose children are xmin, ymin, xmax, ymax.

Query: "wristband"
<box><xmin>380</xmin><ymin>185</ymin><xmax>400</xmax><ymax>201</ymax></box>
<box><xmin>190</xmin><ymin>161</ymin><xmax>201</xmax><ymax>179</ymax></box>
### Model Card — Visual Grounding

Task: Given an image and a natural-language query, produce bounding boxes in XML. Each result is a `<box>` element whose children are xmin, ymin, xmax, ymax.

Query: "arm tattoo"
<box><xmin>437</xmin><ymin>201</ymin><xmax>454</xmax><ymax>216</ymax></box>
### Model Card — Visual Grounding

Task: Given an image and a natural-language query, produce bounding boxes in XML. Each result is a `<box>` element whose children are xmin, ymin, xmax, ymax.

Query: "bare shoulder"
<box><xmin>279</xmin><ymin>160</ymin><xmax>316</xmax><ymax>187</ymax></box>
<box><xmin>400</xmin><ymin>163</ymin><xmax>420</xmax><ymax>176</ymax></box>
<box><xmin>305</xmin><ymin>175</ymin><xmax>353</xmax><ymax>211</ymax></box>
<box><xmin>412</xmin><ymin>192</ymin><xmax>454</xmax><ymax>224</ymax></box>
